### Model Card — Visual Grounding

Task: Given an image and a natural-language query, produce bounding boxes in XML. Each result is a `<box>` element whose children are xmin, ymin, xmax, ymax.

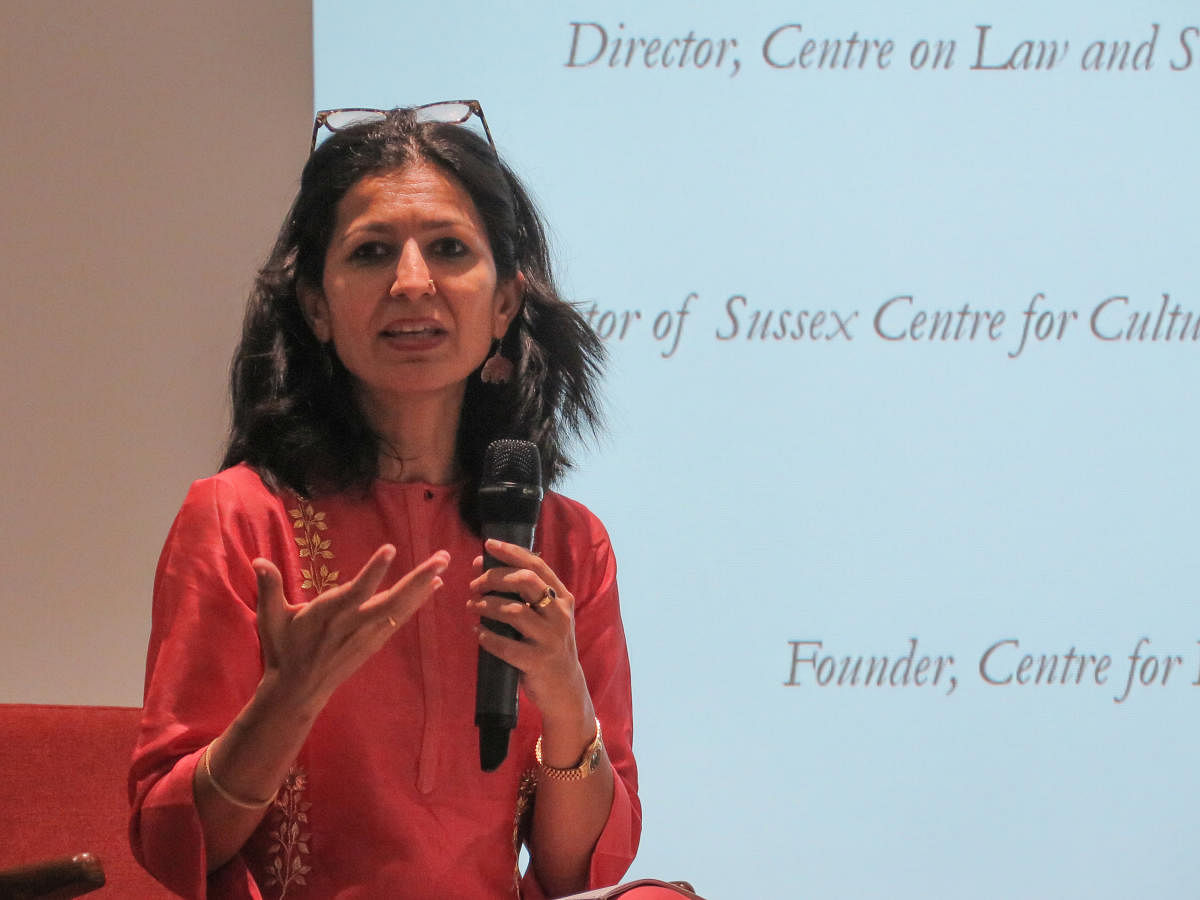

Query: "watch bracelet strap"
<box><xmin>535</xmin><ymin>716</ymin><xmax>602</xmax><ymax>782</ymax></box>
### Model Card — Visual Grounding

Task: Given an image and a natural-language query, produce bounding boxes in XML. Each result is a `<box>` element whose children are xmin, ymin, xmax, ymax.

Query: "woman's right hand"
<box><xmin>253</xmin><ymin>544</ymin><xmax>449</xmax><ymax>711</ymax></box>
<box><xmin>195</xmin><ymin>545</ymin><xmax>448</xmax><ymax>871</ymax></box>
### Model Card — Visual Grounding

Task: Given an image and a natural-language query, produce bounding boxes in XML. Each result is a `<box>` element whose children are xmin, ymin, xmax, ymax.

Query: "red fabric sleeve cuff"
<box><xmin>132</xmin><ymin>747</ymin><xmax>262</xmax><ymax>899</ymax></box>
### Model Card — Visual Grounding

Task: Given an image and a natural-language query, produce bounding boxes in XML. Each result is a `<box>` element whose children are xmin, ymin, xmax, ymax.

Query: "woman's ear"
<box><xmin>298</xmin><ymin>282</ymin><xmax>332</xmax><ymax>343</ymax></box>
<box><xmin>492</xmin><ymin>271</ymin><xmax>525</xmax><ymax>339</ymax></box>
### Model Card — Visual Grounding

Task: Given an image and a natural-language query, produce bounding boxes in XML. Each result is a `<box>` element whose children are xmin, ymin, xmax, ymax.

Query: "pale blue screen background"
<box><xmin>315</xmin><ymin>2</ymin><xmax>1198</xmax><ymax>895</ymax></box>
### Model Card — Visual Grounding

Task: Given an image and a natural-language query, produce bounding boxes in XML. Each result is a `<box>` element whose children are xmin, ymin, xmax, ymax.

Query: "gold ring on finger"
<box><xmin>387</xmin><ymin>616</ymin><xmax>398</xmax><ymax>628</ymax></box>
<box><xmin>534</xmin><ymin>586</ymin><xmax>555</xmax><ymax>609</ymax></box>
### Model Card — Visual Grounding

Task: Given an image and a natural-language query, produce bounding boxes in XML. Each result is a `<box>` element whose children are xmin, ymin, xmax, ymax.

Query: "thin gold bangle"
<box><xmin>202</xmin><ymin>743</ymin><xmax>278</xmax><ymax>810</ymax></box>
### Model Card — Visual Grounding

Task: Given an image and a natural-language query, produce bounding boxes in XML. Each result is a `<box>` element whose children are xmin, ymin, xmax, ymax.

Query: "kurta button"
<box><xmin>424</xmin><ymin>490</ymin><xmax>434</xmax><ymax>500</ymax></box>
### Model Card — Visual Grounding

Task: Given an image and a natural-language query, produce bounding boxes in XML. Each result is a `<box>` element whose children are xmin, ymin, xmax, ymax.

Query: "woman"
<box><xmin>129</xmin><ymin>103</ymin><xmax>640</xmax><ymax>899</ymax></box>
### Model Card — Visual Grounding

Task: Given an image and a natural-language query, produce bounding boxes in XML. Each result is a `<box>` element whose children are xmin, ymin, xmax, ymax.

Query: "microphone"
<box><xmin>475</xmin><ymin>438</ymin><xmax>543</xmax><ymax>771</ymax></box>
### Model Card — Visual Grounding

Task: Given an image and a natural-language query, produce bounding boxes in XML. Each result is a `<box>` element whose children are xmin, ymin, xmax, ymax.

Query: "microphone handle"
<box><xmin>476</xmin><ymin>520</ymin><xmax>535</xmax><ymax>770</ymax></box>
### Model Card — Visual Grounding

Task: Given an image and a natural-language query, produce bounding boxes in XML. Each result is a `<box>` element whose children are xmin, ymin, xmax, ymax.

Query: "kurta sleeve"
<box><xmin>522</xmin><ymin>500</ymin><xmax>642</xmax><ymax>897</ymax></box>
<box><xmin>129</xmin><ymin>473</ymin><xmax>281</xmax><ymax>899</ymax></box>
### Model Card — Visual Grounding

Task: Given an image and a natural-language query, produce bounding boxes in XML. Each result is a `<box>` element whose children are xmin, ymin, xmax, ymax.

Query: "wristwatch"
<box><xmin>535</xmin><ymin>717</ymin><xmax>603</xmax><ymax>782</ymax></box>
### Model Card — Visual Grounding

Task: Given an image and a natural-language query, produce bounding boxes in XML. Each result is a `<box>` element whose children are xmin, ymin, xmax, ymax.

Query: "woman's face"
<box><xmin>302</xmin><ymin>163</ymin><xmax>521</xmax><ymax>419</ymax></box>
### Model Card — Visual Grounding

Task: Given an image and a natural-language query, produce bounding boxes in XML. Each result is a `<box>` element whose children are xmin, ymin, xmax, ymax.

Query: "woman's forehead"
<box><xmin>333</xmin><ymin>163</ymin><xmax>485</xmax><ymax>235</ymax></box>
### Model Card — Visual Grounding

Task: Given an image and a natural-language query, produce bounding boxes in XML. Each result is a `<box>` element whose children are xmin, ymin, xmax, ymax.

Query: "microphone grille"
<box><xmin>482</xmin><ymin>439</ymin><xmax>541</xmax><ymax>486</ymax></box>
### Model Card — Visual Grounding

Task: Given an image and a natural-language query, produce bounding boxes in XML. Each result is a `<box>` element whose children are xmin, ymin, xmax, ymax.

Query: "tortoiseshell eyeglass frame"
<box><xmin>309</xmin><ymin>100</ymin><xmax>496</xmax><ymax>155</ymax></box>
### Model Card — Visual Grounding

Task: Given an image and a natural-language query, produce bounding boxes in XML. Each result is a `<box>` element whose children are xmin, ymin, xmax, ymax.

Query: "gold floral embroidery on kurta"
<box><xmin>289</xmin><ymin>502</ymin><xmax>339</xmax><ymax>594</ymax></box>
<box><xmin>256</xmin><ymin>498</ymin><xmax>335</xmax><ymax>896</ymax></box>
<box><xmin>512</xmin><ymin>768</ymin><xmax>538</xmax><ymax>897</ymax></box>
<box><xmin>264</xmin><ymin>767</ymin><xmax>312</xmax><ymax>897</ymax></box>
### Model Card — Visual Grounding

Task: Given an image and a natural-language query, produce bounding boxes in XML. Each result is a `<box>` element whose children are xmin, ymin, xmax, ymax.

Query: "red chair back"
<box><xmin>0</xmin><ymin>704</ymin><xmax>170</xmax><ymax>897</ymax></box>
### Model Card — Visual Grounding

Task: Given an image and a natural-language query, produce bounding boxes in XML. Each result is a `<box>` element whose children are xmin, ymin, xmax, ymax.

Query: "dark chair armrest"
<box><xmin>0</xmin><ymin>853</ymin><xmax>106</xmax><ymax>899</ymax></box>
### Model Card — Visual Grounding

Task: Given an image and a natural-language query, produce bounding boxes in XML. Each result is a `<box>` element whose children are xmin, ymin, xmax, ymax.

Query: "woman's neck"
<box><xmin>360</xmin><ymin>387</ymin><xmax>464</xmax><ymax>484</ymax></box>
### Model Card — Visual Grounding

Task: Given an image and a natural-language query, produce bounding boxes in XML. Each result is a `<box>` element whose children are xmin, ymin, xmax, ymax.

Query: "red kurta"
<box><xmin>130</xmin><ymin>464</ymin><xmax>640</xmax><ymax>898</ymax></box>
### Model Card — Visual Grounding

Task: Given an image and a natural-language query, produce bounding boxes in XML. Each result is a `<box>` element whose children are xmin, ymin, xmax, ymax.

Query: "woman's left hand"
<box><xmin>468</xmin><ymin>538</ymin><xmax>589</xmax><ymax>724</ymax></box>
<box><xmin>471</xmin><ymin>540</ymin><xmax>614</xmax><ymax>897</ymax></box>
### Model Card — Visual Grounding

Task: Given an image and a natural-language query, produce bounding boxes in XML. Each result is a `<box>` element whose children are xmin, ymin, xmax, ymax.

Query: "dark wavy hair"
<box><xmin>221</xmin><ymin>107</ymin><xmax>605</xmax><ymax>530</ymax></box>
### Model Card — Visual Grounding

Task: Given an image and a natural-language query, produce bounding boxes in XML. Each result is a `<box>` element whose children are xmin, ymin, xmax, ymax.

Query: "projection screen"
<box><xmin>316</xmin><ymin>2</ymin><xmax>1198</xmax><ymax>894</ymax></box>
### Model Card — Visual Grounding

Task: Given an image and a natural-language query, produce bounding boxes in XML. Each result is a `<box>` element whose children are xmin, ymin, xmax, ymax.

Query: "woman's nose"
<box><xmin>389</xmin><ymin>241</ymin><xmax>434</xmax><ymax>298</ymax></box>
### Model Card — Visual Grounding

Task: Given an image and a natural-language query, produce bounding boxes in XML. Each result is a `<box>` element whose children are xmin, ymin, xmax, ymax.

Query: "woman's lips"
<box><xmin>380</xmin><ymin>320</ymin><xmax>447</xmax><ymax>349</ymax></box>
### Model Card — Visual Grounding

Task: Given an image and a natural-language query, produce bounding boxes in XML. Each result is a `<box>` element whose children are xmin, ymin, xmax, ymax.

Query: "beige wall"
<box><xmin>0</xmin><ymin>2</ymin><xmax>312</xmax><ymax>704</ymax></box>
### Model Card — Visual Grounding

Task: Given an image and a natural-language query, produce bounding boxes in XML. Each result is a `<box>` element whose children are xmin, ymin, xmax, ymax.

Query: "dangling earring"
<box><xmin>480</xmin><ymin>339</ymin><xmax>513</xmax><ymax>384</ymax></box>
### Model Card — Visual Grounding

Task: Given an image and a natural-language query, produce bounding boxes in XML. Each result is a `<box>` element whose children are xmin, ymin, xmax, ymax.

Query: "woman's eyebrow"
<box><xmin>340</xmin><ymin>216</ymin><xmax>469</xmax><ymax>237</ymax></box>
